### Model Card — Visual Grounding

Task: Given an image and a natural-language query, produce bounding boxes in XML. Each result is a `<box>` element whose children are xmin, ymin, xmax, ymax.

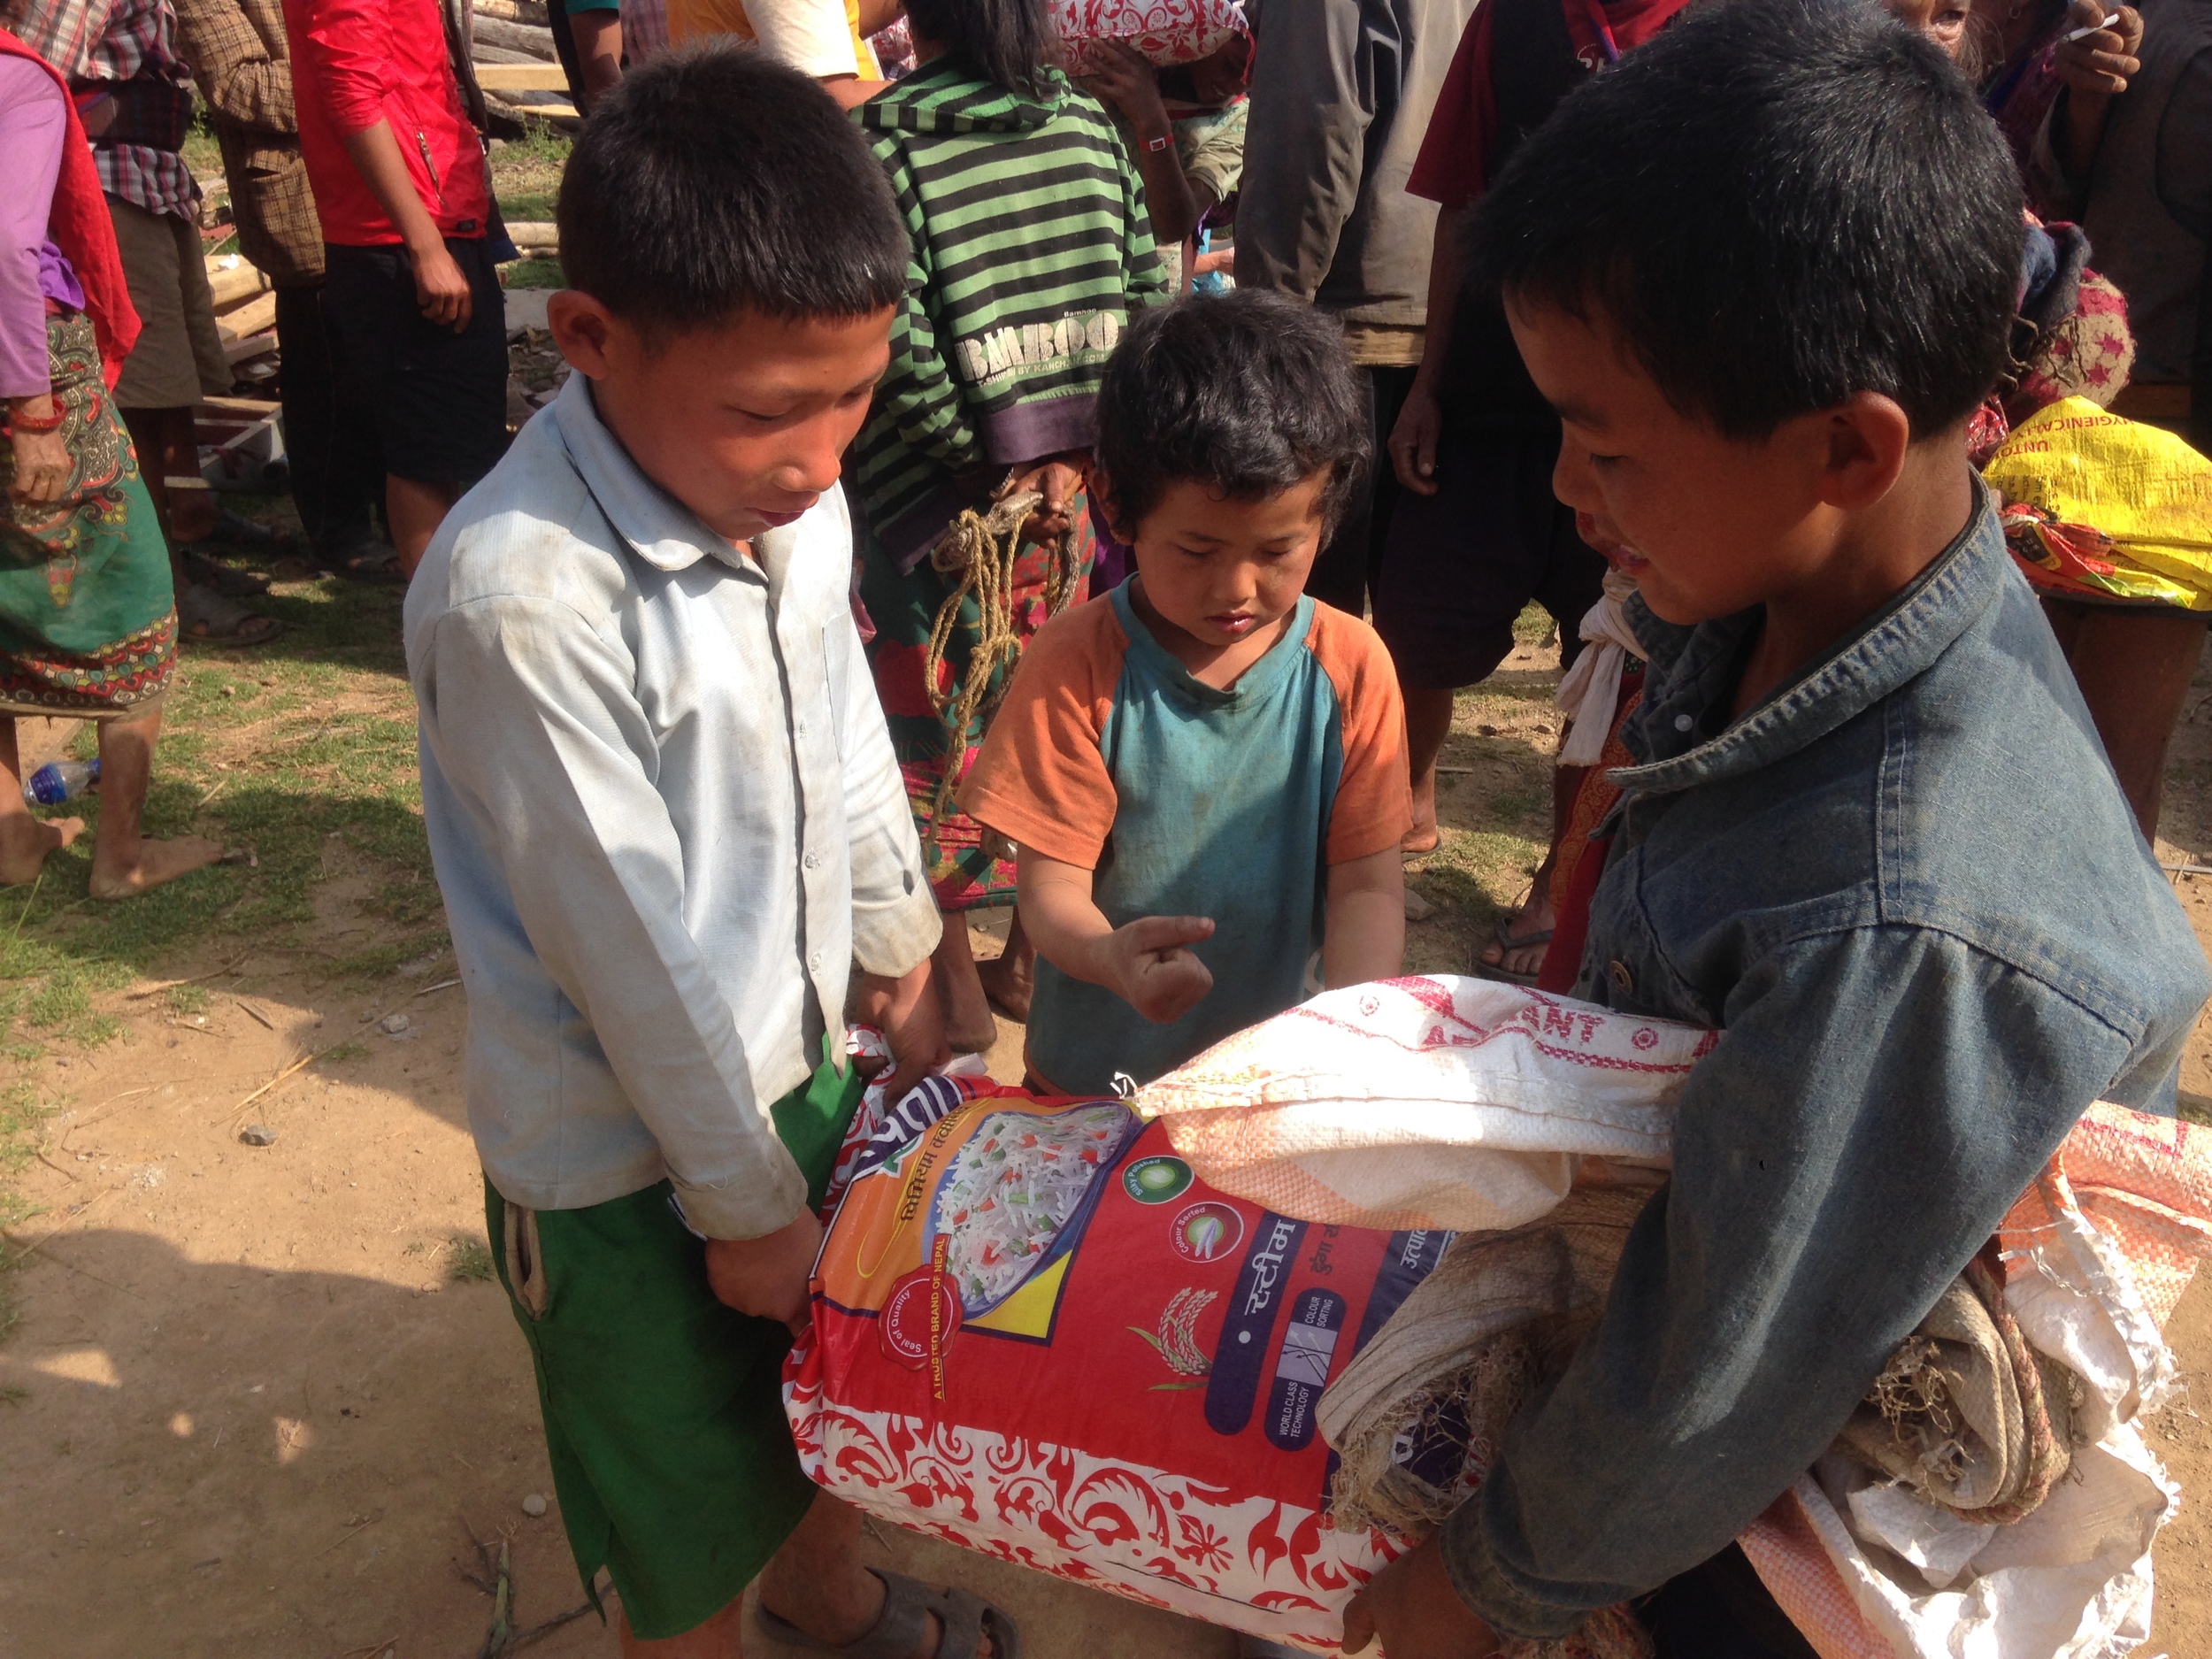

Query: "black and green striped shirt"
<box><xmin>850</xmin><ymin>62</ymin><xmax>1167</xmax><ymax>568</ymax></box>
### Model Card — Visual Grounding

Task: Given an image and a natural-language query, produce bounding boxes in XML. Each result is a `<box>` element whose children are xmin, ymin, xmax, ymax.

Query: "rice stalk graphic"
<box><xmin>1130</xmin><ymin>1287</ymin><xmax>1218</xmax><ymax>1387</ymax></box>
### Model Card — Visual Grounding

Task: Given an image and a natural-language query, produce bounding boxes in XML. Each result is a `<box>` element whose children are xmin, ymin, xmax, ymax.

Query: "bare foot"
<box><xmin>89</xmin><ymin>833</ymin><xmax>223</xmax><ymax>900</ymax></box>
<box><xmin>1405</xmin><ymin>779</ymin><xmax>1440</xmax><ymax>856</ymax></box>
<box><xmin>0</xmin><ymin>814</ymin><xmax>83</xmax><ymax>885</ymax></box>
<box><xmin>1479</xmin><ymin>887</ymin><xmax>1555</xmax><ymax>979</ymax></box>
<box><xmin>976</xmin><ymin>946</ymin><xmax>1033</xmax><ymax>1024</ymax></box>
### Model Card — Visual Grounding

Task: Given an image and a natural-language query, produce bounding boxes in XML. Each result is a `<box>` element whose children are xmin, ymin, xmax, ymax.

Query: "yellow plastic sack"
<box><xmin>1984</xmin><ymin>397</ymin><xmax>2212</xmax><ymax>608</ymax></box>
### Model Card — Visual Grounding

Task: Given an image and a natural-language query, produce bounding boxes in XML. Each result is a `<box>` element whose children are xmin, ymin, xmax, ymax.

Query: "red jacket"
<box><xmin>280</xmin><ymin>0</ymin><xmax>490</xmax><ymax>246</ymax></box>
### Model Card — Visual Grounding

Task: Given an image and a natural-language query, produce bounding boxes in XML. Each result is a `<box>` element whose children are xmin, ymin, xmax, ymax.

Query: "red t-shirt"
<box><xmin>1406</xmin><ymin>0</ymin><xmax>1695</xmax><ymax>209</ymax></box>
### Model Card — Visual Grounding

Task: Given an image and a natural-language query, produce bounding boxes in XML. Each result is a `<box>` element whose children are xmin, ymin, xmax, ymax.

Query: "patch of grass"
<box><xmin>165</xmin><ymin>983</ymin><xmax>211</xmax><ymax>1017</ymax></box>
<box><xmin>501</xmin><ymin>257</ymin><xmax>565</xmax><ymax>289</ymax></box>
<box><xmin>319</xmin><ymin>1041</ymin><xmax>371</xmax><ymax>1066</ymax></box>
<box><xmin>489</xmin><ymin>121</ymin><xmax>571</xmax><ymax>220</ymax></box>
<box><xmin>327</xmin><ymin>933</ymin><xmax>450</xmax><ymax>981</ymax></box>
<box><xmin>0</xmin><ymin>504</ymin><xmax>432</xmax><ymax>1046</ymax></box>
<box><xmin>2181</xmin><ymin>1093</ymin><xmax>2212</xmax><ymax>1128</ymax></box>
<box><xmin>0</xmin><ymin>1384</ymin><xmax>27</xmax><ymax>1406</ymax></box>
<box><xmin>183</xmin><ymin>113</ymin><xmax>223</xmax><ymax>181</ymax></box>
<box><xmin>1512</xmin><ymin>600</ymin><xmax>1558</xmax><ymax>647</ymax></box>
<box><xmin>449</xmin><ymin>1236</ymin><xmax>496</xmax><ymax>1282</ymax></box>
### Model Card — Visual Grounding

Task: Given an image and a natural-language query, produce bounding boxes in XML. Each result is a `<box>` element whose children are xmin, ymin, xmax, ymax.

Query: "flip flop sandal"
<box><xmin>177</xmin><ymin>581</ymin><xmax>285</xmax><ymax>647</ymax></box>
<box><xmin>318</xmin><ymin>544</ymin><xmax>409</xmax><ymax>587</ymax></box>
<box><xmin>1471</xmin><ymin>916</ymin><xmax>1553</xmax><ymax>987</ymax></box>
<box><xmin>209</xmin><ymin>510</ymin><xmax>294</xmax><ymax>555</ymax></box>
<box><xmin>757</xmin><ymin>1567</ymin><xmax>1021</xmax><ymax>1659</ymax></box>
<box><xmin>181</xmin><ymin>548</ymin><xmax>273</xmax><ymax>597</ymax></box>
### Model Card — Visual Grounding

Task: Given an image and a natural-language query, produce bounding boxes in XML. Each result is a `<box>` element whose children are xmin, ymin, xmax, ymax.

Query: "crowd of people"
<box><xmin>6</xmin><ymin>0</ymin><xmax>2212</xmax><ymax>1654</ymax></box>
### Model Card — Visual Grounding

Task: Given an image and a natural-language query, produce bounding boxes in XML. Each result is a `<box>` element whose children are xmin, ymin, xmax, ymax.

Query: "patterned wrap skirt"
<box><xmin>858</xmin><ymin>490</ymin><xmax>1095</xmax><ymax>911</ymax></box>
<box><xmin>0</xmin><ymin>313</ymin><xmax>177</xmax><ymax>718</ymax></box>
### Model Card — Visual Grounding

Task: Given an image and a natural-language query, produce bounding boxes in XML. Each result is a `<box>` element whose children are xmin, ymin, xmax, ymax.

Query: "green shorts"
<box><xmin>487</xmin><ymin>1041</ymin><xmax>867</xmax><ymax>1640</ymax></box>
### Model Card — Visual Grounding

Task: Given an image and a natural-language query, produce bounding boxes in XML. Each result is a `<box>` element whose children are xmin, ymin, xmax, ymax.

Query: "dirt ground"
<box><xmin>1</xmin><ymin>635</ymin><xmax>2210</xmax><ymax>1658</ymax></box>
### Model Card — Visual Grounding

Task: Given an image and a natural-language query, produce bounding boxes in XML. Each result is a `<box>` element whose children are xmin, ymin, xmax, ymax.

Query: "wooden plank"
<box><xmin>507</xmin><ymin>98</ymin><xmax>578</xmax><ymax>120</ymax></box>
<box><xmin>472</xmin><ymin>61</ymin><xmax>568</xmax><ymax>89</ymax></box>
<box><xmin>474</xmin><ymin>0</ymin><xmax>550</xmax><ymax>25</ymax></box>
<box><xmin>222</xmin><ymin>329</ymin><xmax>277</xmax><ymax>366</ymax></box>
<box><xmin>199</xmin><ymin>395</ymin><xmax>280</xmax><ymax>416</ymax></box>
<box><xmin>217</xmin><ymin>291</ymin><xmax>279</xmax><ymax>344</ymax></box>
<box><xmin>503</xmin><ymin>220</ymin><xmax>559</xmax><ymax>254</ymax></box>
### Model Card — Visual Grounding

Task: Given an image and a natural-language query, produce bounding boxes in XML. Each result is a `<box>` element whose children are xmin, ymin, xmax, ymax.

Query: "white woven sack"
<box><xmin>1132</xmin><ymin>976</ymin><xmax>1718</xmax><ymax>1232</ymax></box>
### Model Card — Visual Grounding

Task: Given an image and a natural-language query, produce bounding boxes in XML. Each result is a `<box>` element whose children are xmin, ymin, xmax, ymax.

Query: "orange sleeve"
<box><xmin>957</xmin><ymin>597</ymin><xmax>1127</xmax><ymax>871</ymax></box>
<box><xmin>1309</xmin><ymin>603</ymin><xmax>1414</xmax><ymax>864</ymax></box>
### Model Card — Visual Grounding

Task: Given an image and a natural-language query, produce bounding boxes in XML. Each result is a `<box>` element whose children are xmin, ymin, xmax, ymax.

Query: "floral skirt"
<box><xmin>0</xmin><ymin>312</ymin><xmax>176</xmax><ymax>718</ymax></box>
<box><xmin>858</xmin><ymin>491</ymin><xmax>1095</xmax><ymax>910</ymax></box>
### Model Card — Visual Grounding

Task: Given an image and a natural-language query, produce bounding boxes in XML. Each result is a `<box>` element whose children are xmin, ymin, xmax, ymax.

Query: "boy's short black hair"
<box><xmin>1469</xmin><ymin>0</ymin><xmax>2022</xmax><ymax>440</ymax></box>
<box><xmin>1094</xmin><ymin>292</ymin><xmax>1370</xmax><ymax>536</ymax></box>
<box><xmin>557</xmin><ymin>44</ymin><xmax>908</xmax><ymax>332</ymax></box>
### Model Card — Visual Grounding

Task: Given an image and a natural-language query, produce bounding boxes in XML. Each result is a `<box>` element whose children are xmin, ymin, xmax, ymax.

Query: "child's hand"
<box><xmin>1005</xmin><ymin>450</ymin><xmax>1090</xmax><ymax>546</ymax></box>
<box><xmin>703</xmin><ymin>1207</ymin><xmax>825</xmax><ymax>1333</ymax></box>
<box><xmin>1341</xmin><ymin>1534</ymin><xmax>1500</xmax><ymax>1657</ymax></box>
<box><xmin>852</xmin><ymin>958</ymin><xmax>949</xmax><ymax>1102</ymax></box>
<box><xmin>1083</xmin><ymin>40</ymin><xmax>1172</xmax><ymax>138</ymax></box>
<box><xmin>1106</xmin><ymin>915</ymin><xmax>1216</xmax><ymax>1024</ymax></box>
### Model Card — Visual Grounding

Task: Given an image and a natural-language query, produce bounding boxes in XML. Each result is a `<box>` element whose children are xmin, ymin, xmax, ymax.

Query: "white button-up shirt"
<box><xmin>405</xmin><ymin>376</ymin><xmax>941</xmax><ymax>1240</ymax></box>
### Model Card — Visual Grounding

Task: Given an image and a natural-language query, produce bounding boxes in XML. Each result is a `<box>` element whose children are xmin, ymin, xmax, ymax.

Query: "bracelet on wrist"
<box><xmin>1143</xmin><ymin>131</ymin><xmax>1171</xmax><ymax>153</ymax></box>
<box><xmin>6</xmin><ymin>401</ymin><xmax>64</xmax><ymax>434</ymax></box>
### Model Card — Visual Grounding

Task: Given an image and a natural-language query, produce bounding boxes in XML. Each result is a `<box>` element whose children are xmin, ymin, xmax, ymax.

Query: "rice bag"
<box><xmin>1055</xmin><ymin>0</ymin><xmax>1248</xmax><ymax>76</ymax></box>
<box><xmin>785</xmin><ymin>1087</ymin><xmax>1462</xmax><ymax>1653</ymax></box>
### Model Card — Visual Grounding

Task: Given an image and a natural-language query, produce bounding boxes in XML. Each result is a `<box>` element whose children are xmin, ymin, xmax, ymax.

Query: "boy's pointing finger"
<box><xmin>1127</xmin><ymin>914</ymin><xmax>1217</xmax><ymax>956</ymax></box>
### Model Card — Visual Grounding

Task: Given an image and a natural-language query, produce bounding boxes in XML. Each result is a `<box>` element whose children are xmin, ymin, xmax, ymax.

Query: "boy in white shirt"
<box><xmin>407</xmin><ymin>47</ymin><xmax>1013</xmax><ymax>1659</ymax></box>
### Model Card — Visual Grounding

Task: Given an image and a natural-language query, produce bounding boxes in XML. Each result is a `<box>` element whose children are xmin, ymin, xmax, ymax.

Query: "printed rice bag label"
<box><xmin>788</xmin><ymin>1094</ymin><xmax>1457</xmax><ymax>1651</ymax></box>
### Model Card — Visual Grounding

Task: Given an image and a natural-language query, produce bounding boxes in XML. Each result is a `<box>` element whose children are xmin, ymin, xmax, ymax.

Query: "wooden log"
<box><xmin>503</xmin><ymin>220</ymin><xmax>560</xmax><ymax>253</ymax></box>
<box><xmin>207</xmin><ymin>259</ymin><xmax>271</xmax><ymax>310</ymax></box>
<box><xmin>474</xmin><ymin>0</ymin><xmax>551</xmax><ymax>24</ymax></box>
<box><xmin>471</xmin><ymin>13</ymin><xmax>557</xmax><ymax>58</ymax></box>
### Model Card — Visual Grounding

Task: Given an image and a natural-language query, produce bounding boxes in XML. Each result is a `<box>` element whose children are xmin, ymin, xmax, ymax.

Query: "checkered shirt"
<box><xmin>15</xmin><ymin>0</ymin><xmax>203</xmax><ymax>220</ymax></box>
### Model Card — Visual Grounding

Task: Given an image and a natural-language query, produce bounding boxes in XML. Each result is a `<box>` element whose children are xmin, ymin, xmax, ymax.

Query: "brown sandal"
<box><xmin>177</xmin><ymin>581</ymin><xmax>284</xmax><ymax>647</ymax></box>
<box><xmin>757</xmin><ymin>1568</ymin><xmax>1020</xmax><ymax>1659</ymax></box>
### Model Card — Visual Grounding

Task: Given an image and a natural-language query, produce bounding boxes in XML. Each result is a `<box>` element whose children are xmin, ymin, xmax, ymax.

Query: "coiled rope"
<box><xmin>918</xmin><ymin>488</ymin><xmax>1081</xmax><ymax>862</ymax></box>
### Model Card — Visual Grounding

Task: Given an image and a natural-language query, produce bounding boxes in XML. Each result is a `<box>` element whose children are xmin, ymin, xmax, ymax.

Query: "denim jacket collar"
<box><xmin>551</xmin><ymin>375</ymin><xmax>793</xmax><ymax>585</ymax></box>
<box><xmin>1611</xmin><ymin>480</ymin><xmax>2002</xmax><ymax>800</ymax></box>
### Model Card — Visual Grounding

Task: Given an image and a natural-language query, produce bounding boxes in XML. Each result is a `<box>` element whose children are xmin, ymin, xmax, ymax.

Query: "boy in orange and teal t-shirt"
<box><xmin>962</xmin><ymin>291</ymin><xmax>1411</xmax><ymax>1094</ymax></box>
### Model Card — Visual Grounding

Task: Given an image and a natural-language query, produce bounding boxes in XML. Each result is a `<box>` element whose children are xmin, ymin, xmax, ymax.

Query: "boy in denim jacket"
<box><xmin>1343</xmin><ymin>4</ymin><xmax>2212</xmax><ymax>1657</ymax></box>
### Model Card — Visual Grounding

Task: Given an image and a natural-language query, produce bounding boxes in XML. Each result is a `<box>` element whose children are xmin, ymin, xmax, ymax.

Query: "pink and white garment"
<box><xmin>1054</xmin><ymin>0</ymin><xmax>1247</xmax><ymax>75</ymax></box>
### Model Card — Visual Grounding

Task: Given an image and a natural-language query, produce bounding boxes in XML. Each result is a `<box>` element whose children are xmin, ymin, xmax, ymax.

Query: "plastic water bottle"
<box><xmin>23</xmin><ymin>758</ymin><xmax>98</xmax><ymax>807</ymax></box>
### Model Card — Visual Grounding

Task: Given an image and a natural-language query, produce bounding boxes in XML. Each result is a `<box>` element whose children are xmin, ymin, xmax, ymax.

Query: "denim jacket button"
<box><xmin>1608</xmin><ymin>959</ymin><xmax>1636</xmax><ymax>995</ymax></box>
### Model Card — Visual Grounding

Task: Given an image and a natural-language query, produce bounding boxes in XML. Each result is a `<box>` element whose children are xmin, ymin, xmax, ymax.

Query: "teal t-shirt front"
<box><xmin>962</xmin><ymin>581</ymin><xmax>1410</xmax><ymax>1095</ymax></box>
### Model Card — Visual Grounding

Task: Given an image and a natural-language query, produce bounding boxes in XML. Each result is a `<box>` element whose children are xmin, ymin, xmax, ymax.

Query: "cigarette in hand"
<box><xmin>2063</xmin><ymin>12</ymin><xmax>2121</xmax><ymax>42</ymax></box>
